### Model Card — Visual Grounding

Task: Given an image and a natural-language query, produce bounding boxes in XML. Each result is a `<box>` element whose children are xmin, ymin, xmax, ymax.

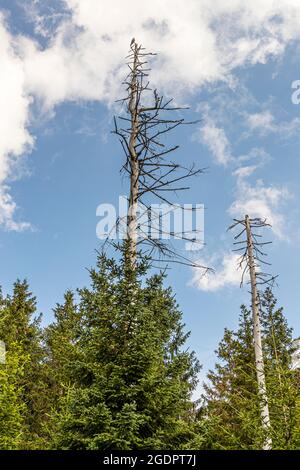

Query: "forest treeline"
<box><xmin>0</xmin><ymin>246</ymin><xmax>299</xmax><ymax>450</ymax></box>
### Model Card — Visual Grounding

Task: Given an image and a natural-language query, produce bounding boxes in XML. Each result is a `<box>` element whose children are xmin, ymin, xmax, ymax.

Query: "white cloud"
<box><xmin>229</xmin><ymin>169</ymin><xmax>290</xmax><ymax>239</ymax></box>
<box><xmin>196</xmin><ymin>119</ymin><xmax>231</xmax><ymax>166</ymax></box>
<box><xmin>235</xmin><ymin>148</ymin><xmax>271</xmax><ymax>180</ymax></box>
<box><xmin>246</xmin><ymin>110</ymin><xmax>300</xmax><ymax>137</ymax></box>
<box><xmin>0</xmin><ymin>187</ymin><xmax>31</xmax><ymax>232</ymax></box>
<box><xmin>0</xmin><ymin>14</ymin><xmax>33</xmax><ymax>230</ymax></box>
<box><xmin>191</xmin><ymin>148</ymin><xmax>290</xmax><ymax>292</ymax></box>
<box><xmin>2</xmin><ymin>0</ymin><xmax>300</xmax><ymax>229</ymax></box>
<box><xmin>234</xmin><ymin>165</ymin><xmax>257</xmax><ymax>180</ymax></box>
<box><xmin>191</xmin><ymin>252</ymin><xmax>242</xmax><ymax>292</ymax></box>
<box><xmin>22</xmin><ymin>0</ymin><xmax>300</xmax><ymax>107</ymax></box>
<box><xmin>198</xmin><ymin>120</ymin><xmax>232</xmax><ymax>165</ymax></box>
<box><xmin>247</xmin><ymin>111</ymin><xmax>275</xmax><ymax>133</ymax></box>
<box><xmin>238</xmin><ymin>147</ymin><xmax>271</xmax><ymax>165</ymax></box>
<box><xmin>15</xmin><ymin>0</ymin><xmax>300</xmax><ymax>111</ymax></box>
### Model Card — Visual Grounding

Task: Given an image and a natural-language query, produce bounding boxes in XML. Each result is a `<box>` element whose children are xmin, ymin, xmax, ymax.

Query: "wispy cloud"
<box><xmin>196</xmin><ymin>119</ymin><xmax>232</xmax><ymax>166</ymax></box>
<box><xmin>191</xmin><ymin>252</ymin><xmax>242</xmax><ymax>292</ymax></box>
<box><xmin>247</xmin><ymin>111</ymin><xmax>275</xmax><ymax>134</ymax></box>
<box><xmin>229</xmin><ymin>168</ymin><xmax>291</xmax><ymax>240</ymax></box>
<box><xmin>246</xmin><ymin>110</ymin><xmax>300</xmax><ymax>138</ymax></box>
<box><xmin>0</xmin><ymin>187</ymin><xmax>31</xmax><ymax>232</ymax></box>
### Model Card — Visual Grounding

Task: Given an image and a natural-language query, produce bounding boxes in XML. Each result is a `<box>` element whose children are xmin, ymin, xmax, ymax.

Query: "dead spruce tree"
<box><xmin>229</xmin><ymin>215</ymin><xmax>277</xmax><ymax>450</ymax></box>
<box><xmin>113</xmin><ymin>39</ymin><xmax>209</xmax><ymax>272</ymax></box>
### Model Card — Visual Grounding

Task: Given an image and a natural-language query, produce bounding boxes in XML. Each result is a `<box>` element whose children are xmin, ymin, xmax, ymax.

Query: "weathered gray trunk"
<box><xmin>245</xmin><ymin>214</ymin><xmax>272</xmax><ymax>450</ymax></box>
<box><xmin>127</xmin><ymin>43</ymin><xmax>140</xmax><ymax>267</ymax></box>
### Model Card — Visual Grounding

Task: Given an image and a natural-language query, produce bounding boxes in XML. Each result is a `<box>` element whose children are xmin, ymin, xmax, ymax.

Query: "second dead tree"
<box><xmin>229</xmin><ymin>215</ymin><xmax>277</xmax><ymax>450</ymax></box>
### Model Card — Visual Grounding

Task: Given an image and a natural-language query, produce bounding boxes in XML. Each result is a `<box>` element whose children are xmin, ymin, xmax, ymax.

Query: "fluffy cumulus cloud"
<box><xmin>2</xmin><ymin>0</ymin><xmax>300</xmax><ymax>229</ymax></box>
<box><xmin>229</xmin><ymin>168</ymin><xmax>290</xmax><ymax>240</ymax></box>
<box><xmin>191</xmin><ymin>252</ymin><xmax>242</xmax><ymax>292</ymax></box>
<box><xmin>21</xmin><ymin>0</ymin><xmax>300</xmax><ymax>107</ymax></box>
<box><xmin>0</xmin><ymin>14</ymin><xmax>33</xmax><ymax>230</ymax></box>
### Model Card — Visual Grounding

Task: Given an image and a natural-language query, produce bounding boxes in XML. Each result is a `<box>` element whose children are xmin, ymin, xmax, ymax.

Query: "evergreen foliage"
<box><xmin>202</xmin><ymin>288</ymin><xmax>300</xmax><ymax>449</ymax></box>
<box><xmin>48</xmin><ymin>252</ymin><xmax>200</xmax><ymax>449</ymax></box>
<box><xmin>0</xmin><ymin>281</ymin><xmax>46</xmax><ymax>448</ymax></box>
<box><xmin>0</xmin><ymin>269</ymin><xmax>298</xmax><ymax>450</ymax></box>
<box><xmin>0</xmin><ymin>343</ymin><xmax>28</xmax><ymax>449</ymax></box>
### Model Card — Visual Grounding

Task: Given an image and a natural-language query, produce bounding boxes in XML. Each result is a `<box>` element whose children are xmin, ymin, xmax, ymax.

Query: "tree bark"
<box><xmin>127</xmin><ymin>42</ymin><xmax>140</xmax><ymax>267</ymax></box>
<box><xmin>245</xmin><ymin>214</ymin><xmax>272</xmax><ymax>450</ymax></box>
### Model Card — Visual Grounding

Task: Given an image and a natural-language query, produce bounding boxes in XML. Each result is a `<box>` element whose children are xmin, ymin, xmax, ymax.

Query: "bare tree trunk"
<box><xmin>245</xmin><ymin>214</ymin><xmax>272</xmax><ymax>450</ymax></box>
<box><xmin>113</xmin><ymin>40</ymin><xmax>209</xmax><ymax>273</ymax></box>
<box><xmin>127</xmin><ymin>42</ymin><xmax>140</xmax><ymax>267</ymax></box>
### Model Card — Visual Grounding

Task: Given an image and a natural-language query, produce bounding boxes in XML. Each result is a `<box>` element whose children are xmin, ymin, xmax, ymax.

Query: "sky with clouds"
<box><xmin>1</xmin><ymin>0</ymin><xmax>300</xmax><ymax>393</ymax></box>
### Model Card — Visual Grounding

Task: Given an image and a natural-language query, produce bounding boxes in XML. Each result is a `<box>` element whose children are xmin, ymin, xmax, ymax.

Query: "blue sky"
<box><xmin>0</xmin><ymin>0</ymin><xmax>300</xmax><ymax>392</ymax></box>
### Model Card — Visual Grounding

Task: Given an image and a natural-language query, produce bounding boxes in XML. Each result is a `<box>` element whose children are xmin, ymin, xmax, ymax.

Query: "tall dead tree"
<box><xmin>113</xmin><ymin>39</ymin><xmax>209</xmax><ymax>273</ymax></box>
<box><xmin>229</xmin><ymin>215</ymin><xmax>277</xmax><ymax>450</ymax></box>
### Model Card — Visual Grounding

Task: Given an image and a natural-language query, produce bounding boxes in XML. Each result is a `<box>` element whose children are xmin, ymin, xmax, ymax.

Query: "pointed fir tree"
<box><xmin>0</xmin><ymin>343</ymin><xmax>28</xmax><ymax>450</ymax></box>
<box><xmin>260</xmin><ymin>288</ymin><xmax>300</xmax><ymax>448</ymax></box>
<box><xmin>49</xmin><ymin>249</ymin><xmax>200</xmax><ymax>450</ymax></box>
<box><xmin>201</xmin><ymin>289</ymin><xmax>300</xmax><ymax>449</ymax></box>
<box><xmin>0</xmin><ymin>280</ymin><xmax>46</xmax><ymax>448</ymax></box>
<box><xmin>45</xmin><ymin>290</ymin><xmax>82</xmax><ymax>384</ymax></box>
<box><xmin>202</xmin><ymin>306</ymin><xmax>263</xmax><ymax>449</ymax></box>
<box><xmin>42</xmin><ymin>290</ymin><xmax>83</xmax><ymax>442</ymax></box>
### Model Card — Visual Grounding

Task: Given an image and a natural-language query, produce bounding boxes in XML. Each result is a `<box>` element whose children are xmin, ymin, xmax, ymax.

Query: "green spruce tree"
<box><xmin>45</xmin><ymin>291</ymin><xmax>82</xmax><ymax>391</ymax></box>
<box><xmin>50</xmin><ymin>251</ymin><xmax>200</xmax><ymax>450</ymax></box>
<box><xmin>42</xmin><ymin>290</ymin><xmax>82</xmax><ymax>443</ymax></box>
<box><xmin>0</xmin><ymin>280</ymin><xmax>46</xmax><ymax>448</ymax></box>
<box><xmin>260</xmin><ymin>288</ymin><xmax>300</xmax><ymax>448</ymax></box>
<box><xmin>202</xmin><ymin>289</ymin><xmax>300</xmax><ymax>449</ymax></box>
<box><xmin>202</xmin><ymin>306</ymin><xmax>262</xmax><ymax>449</ymax></box>
<box><xmin>0</xmin><ymin>343</ymin><xmax>28</xmax><ymax>449</ymax></box>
